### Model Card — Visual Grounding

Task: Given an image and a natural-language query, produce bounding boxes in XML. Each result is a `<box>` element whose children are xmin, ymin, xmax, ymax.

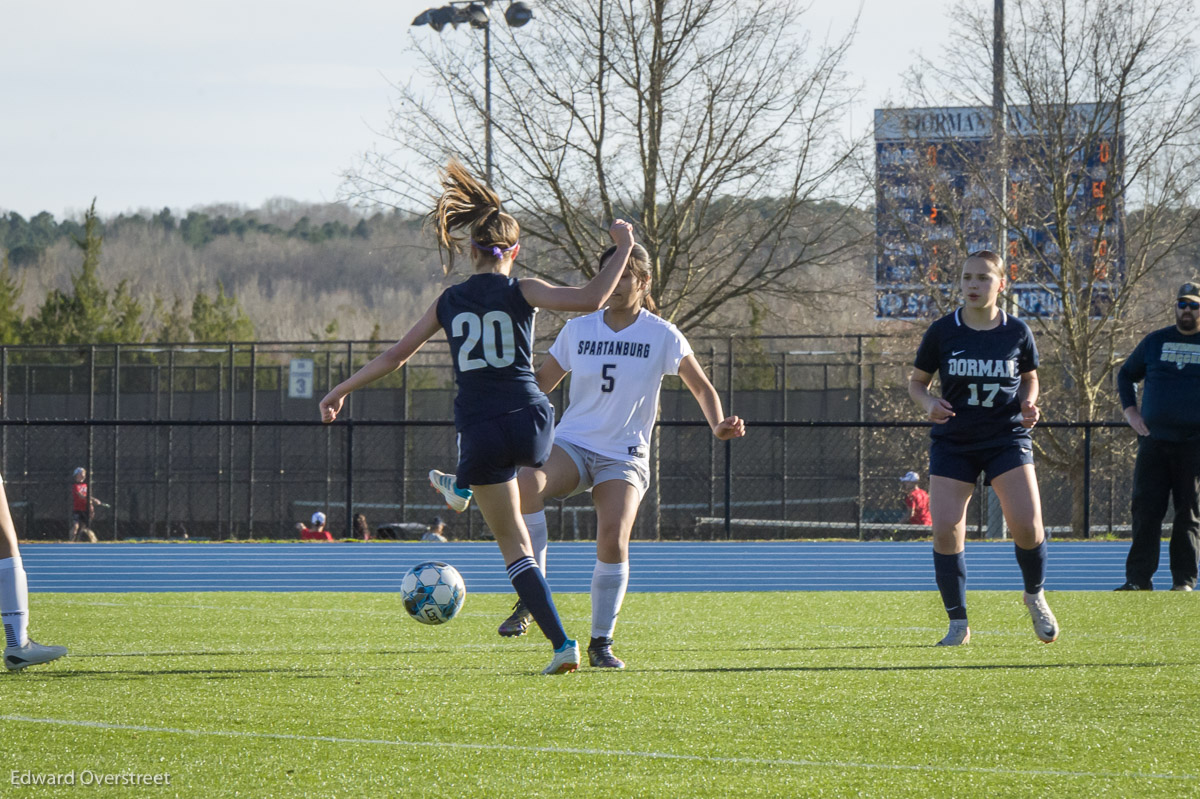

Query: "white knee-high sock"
<box><xmin>0</xmin><ymin>556</ymin><xmax>29</xmax><ymax>649</ymax></box>
<box><xmin>523</xmin><ymin>510</ymin><xmax>548</xmax><ymax>574</ymax></box>
<box><xmin>590</xmin><ymin>560</ymin><xmax>629</xmax><ymax>639</ymax></box>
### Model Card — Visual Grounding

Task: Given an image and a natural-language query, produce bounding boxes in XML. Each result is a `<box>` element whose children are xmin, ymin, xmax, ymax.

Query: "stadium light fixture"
<box><xmin>411</xmin><ymin>1</ymin><xmax>536</xmax><ymax>184</ymax></box>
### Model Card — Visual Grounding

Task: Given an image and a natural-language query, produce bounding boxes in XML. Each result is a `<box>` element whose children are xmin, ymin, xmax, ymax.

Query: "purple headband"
<box><xmin>471</xmin><ymin>239</ymin><xmax>518</xmax><ymax>259</ymax></box>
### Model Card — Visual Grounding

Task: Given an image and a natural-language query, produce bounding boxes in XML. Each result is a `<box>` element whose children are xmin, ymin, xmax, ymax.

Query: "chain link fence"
<box><xmin>0</xmin><ymin>340</ymin><xmax>1139</xmax><ymax>541</ymax></box>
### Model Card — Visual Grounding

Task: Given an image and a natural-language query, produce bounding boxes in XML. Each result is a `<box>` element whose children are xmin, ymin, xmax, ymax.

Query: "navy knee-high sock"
<box><xmin>506</xmin><ymin>556</ymin><xmax>568</xmax><ymax>649</ymax></box>
<box><xmin>1014</xmin><ymin>539</ymin><xmax>1047</xmax><ymax>594</ymax></box>
<box><xmin>933</xmin><ymin>550</ymin><xmax>968</xmax><ymax>620</ymax></box>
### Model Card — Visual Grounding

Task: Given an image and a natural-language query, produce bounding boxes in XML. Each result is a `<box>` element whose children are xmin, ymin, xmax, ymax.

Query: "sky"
<box><xmin>0</xmin><ymin>1</ymin><xmax>955</xmax><ymax>220</ymax></box>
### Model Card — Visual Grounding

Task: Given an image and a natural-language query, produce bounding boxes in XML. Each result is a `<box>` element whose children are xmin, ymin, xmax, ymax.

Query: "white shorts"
<box><xmin>552</xmin><ymin>439</ymin><xmax>650</xmax><ymax>501</ymax></box>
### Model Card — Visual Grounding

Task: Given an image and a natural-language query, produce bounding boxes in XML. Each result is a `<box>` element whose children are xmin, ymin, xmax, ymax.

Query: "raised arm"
<box><xmin>678</xmin><ymin>355</ymin><xmax>746</xmax><ymax>440</ymax></box>
<box><xmin>320</xmin><ymin>301</ymin><xmax>442</xmax><ymax>423</ymax></box>
<box><xmin>518</xmin><ymin>220</ymin><xmax>635</xmax><ymax>312</ymax></box>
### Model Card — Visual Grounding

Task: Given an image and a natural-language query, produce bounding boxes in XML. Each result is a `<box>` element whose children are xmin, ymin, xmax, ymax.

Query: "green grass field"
<box><xmin>4</xmin><ymin>590</ymin><xmax>1198</xmax><ymax>797</ymax></box>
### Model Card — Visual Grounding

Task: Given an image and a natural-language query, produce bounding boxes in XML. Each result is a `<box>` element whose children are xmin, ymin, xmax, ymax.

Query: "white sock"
<box><xmin>523</xmin><ymin>510</ymin><xmax>548</xmax><ymax>574</ymax></box>
<box><xmin>590</xmin><ymin>560</ymin><xmax>629</xmax><ymax>639</ymax></box>
<box><xmin>0</xmin><ymin>556</ymin><xmax>29</xmax><ymax>649</ymax></box>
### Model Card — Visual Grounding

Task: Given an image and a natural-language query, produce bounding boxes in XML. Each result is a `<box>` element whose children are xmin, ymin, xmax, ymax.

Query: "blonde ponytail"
<box><xmin>429</xmin><ymin>160</ymin><xmax>520</xmax><ymax>274</ymax></box>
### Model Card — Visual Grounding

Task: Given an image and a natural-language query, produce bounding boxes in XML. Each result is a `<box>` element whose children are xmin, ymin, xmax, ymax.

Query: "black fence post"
<box><xmin>346</xmin><ymin>420</ymin><xmax>354</xmax><ymax>539</ymax></box>
<box><xmin>227</xmin><ymin>343</ymin><xmax>236</xmax><ymax>539</ymax></box>
<box><xmin>856</xmin><ymin>336</ymin><xmax>865</xmax><ymax>541</ymax></box>
<box><xmin>87</xmin><ymin>347</ymin><xmax>95</xmax><ymax>522</ymax></box>
<box><xmin>248</xmin><ymin>344</ymin><xmax>257</xmax><ymax>538</ymax></box>
<box><xmin>1083</xmin><ymin>424</ymin><xmax>1092</xmax><ymax>539</ymax></box>
<box><xmin>781</xmin><ymin>351</ymin><xmax>788</xmax><ymax>522</ymax></box>
<box><xmin>400</xmin><ymin>361</ymin><xmax>409</xmax><ymax>525</ymax></box>
<box><xmin>167</xmin><ymin>348</ymin><xmax>175</xmax><ymax>538</ymax></box>
<box><xmin>113</xmin><ymin>344</ymin><xmax>120</xmax><ymax>539</ymax></box>
<box><xmin>724</xmin><ymin>337</ymin><xmax>734</xmax><ymax>538</ymax></box>
<box><xmin>709</xmin><ymin>345</ymin><xmax>717</xmax><ymax>523</ymax></box>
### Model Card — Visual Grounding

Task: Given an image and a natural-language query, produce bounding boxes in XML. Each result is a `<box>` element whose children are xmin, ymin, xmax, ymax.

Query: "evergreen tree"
<box><xmin>190</xmin><ymin>281</ymin><xmax>254</xmax><ymax>342</ymax></box>
<box><xmin>25</xmin><ymin>200</ymin><xmax>146</xmax><ymax>344</ymax></box>
<box><xmin>152</xmin><ymin>295</ymin><xmax>192</xmax><ymax>343</ymax></box>
<box><xmin>0</xmin><ymin>252</ymin><xmax>25</xmax><ymax>344</ymax></box>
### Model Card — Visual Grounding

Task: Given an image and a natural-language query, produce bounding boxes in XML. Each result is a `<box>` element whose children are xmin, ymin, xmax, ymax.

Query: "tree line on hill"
<box><xmin>0</xmin><ymin>195</ymin><xmax>877</xmax><ymax>346</ymax></box>
<box><xmin>0</xmin><ymin>198</ymin><xmax>462</xmax><ymax>344</ymax></box>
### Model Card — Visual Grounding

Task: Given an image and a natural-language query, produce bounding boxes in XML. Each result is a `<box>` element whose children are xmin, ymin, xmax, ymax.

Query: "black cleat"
<box><xmin>498</xmin><ymin>600</ymin><xmax>533</xmax><ymax>637</ymax></box>
<box><xmin>1114</xmin><ymin>581</ymin><xmax>1153</xmax><ymax>591</ymax></box>
<box><xmin>587</xmin><ymin>637</ymin><xmax>626</xmax><ymax>669</ymax></box>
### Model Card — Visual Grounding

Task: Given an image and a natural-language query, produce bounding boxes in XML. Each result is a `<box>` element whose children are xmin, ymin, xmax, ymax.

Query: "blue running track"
<box><xmin>19</xmin><ymin>541</ymin><xmax>1167</xmax><ymax>593</ymax></box>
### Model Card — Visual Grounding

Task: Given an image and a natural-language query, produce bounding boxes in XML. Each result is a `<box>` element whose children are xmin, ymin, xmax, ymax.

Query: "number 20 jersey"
<box><xmin>548</xmin><ymin>309</ymin><xmax>692</xmax><ymax>460</ymax></box>
<box><xmin>436</xmin><ymin>273</ymin><xmax>542</xmax><ymax>429</ymax></box>
<box><xmin>913</xmin><ymin>308</ymin><xmax>1039</xmax><ymax>449</ymax></box>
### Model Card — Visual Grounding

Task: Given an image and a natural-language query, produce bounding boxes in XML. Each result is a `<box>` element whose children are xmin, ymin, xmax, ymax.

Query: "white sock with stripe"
<box><xmin>0</xmin><ymin>556</ymin><xmax>30</xmax><ymax>649</ymax></box>
<box><xmin>590</xmin><ymin>560</ymin><xmax>629</xmax><ymax>639</ymax></box>
<box><xmin>523</xmin><ymin>510</ymin><xmax>548</xmax><ymax>574</ymax></box>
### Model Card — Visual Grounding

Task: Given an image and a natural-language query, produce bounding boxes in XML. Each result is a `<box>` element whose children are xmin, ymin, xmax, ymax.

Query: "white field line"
<box><xmin>0</xmin><ymin>715</ymin><xmax>1194</xmax><ymax>783</ymax></box>
<box><xmin>42</xmin><ymin>599</ymin><xmax>1159</xmax><ymax>641</ymax></box>
<box><xmin>44</xmin><ymin>598</ymin><xmax>646</xmax><ymax>625</ymax></box>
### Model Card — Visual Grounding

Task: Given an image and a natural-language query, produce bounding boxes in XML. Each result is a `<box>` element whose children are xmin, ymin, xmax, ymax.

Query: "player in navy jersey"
<box><xmin>908</xmin><ymin>250</ymin><xmax>1059</xmax><ymax>646</ymax></box>
<box><xmin>487</xmin><ymin>243</ymin><xmax>745</xmax><ymax>667</ymax></box>
<box><xmin>320</xmin><ymin>161</ymin><xmax>635</xmax><ymax>674</ymax></box>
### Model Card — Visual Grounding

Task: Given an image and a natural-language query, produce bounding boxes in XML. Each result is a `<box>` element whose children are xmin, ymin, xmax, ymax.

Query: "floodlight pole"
<box><xmin>993</xmin><ymin>0</ymin><xmax>1007</xmax><ymax>277</ymax></box>
<box><xmin>484</xmin><ymin>20</ymin><xmax>493</xmax><ymax>184</ymax></box>
<box><xmin>988</xmin><ymin>0</ymin><xmax>1010</xmax><ymax>542</ymax></box>
<box><xmin>413</xmin><ymin>1</ymin><xmax>535</xmax><ymax>186</ymax></box>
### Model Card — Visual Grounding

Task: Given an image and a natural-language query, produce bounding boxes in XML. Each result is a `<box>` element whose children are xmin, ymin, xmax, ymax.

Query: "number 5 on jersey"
<box><xmin>601</xmin><ymin>363</ymin><xmax>616</xmax><ymax>392</ymax></box>
<box><xmin>452</xmin><ymin>311</ymin><xmax>516</xmax><ymax>371</ymax></box>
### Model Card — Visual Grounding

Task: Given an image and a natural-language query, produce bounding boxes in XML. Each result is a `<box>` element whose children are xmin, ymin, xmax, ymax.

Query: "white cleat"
<box><xmin>542</xmin><ymin>639</ymin><xmax>580</xmax><ymax>675</ymax></box>
<box><xmin>429</xmin><ymin>470</ymin><xmax>472</xmax><ymax>513</ymax></box>
<box><xmin>936</xmin><ymin>620</ymin><xmax>971</xmax><ymax>646</ymax></box>
<box><xmin>4</xmin><ymin>640</ymin><xmax>68</xmax><ymax>671</ymax></box>
<box><xmin>1023</xmin><ymin>590</ymin><xmax>1059</xmax><ymax>643</ymax></box>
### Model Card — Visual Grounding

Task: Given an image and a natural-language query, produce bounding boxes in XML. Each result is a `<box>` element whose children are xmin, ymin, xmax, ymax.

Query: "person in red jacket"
<box><xmin>297</xmin><ymin>512</ymin><xmax>333</xmax><ymax>541</ymax></box>
<box><xmin>69</xmin><ymin>468</ymin><xmax>101</xmax><ymax>543</ymax></box>
<box><xmin>900</xmin><ymin>471</ymin><xmax>932</xmax><ymax>526</ymax></box>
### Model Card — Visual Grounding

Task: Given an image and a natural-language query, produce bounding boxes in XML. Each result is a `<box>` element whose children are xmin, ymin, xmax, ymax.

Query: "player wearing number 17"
<box><xmin>320</xmin><ymin>160</ymin><xmax>636</xmax><ymax>675</ymax></box>
<box><xmin>908</xmin><ymin>250</ymin><xmax>1059</xmax><ymax>647</ymax></box>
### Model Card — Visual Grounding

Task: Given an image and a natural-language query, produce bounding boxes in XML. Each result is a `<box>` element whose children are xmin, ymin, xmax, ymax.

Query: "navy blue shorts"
<box><xmin>456</xmin><ymin>398</ymin><xmax>555</xmax><ymax>487</ymax></box>
<box><xmin>929</xmin><ymin>439</ymin><xmax>1033</xmax><ymax>485</ymax></box>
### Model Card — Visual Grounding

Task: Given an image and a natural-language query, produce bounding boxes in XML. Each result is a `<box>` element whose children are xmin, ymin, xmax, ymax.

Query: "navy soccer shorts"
<box><xmin>929</xmin><ymin>439</ymin><xmax>1034</xmax><ymax>485</ymax></box>
<box><xmin>455</xmin><ymin>397</ymin><xmax>554</xmax><ymax>487</ymax></box>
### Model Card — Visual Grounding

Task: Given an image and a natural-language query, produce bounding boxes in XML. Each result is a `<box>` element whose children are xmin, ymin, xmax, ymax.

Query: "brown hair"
<box><xmin>429</xmin><ymin>160</ymin><xmax>520</xmax><ymax>275</ymax></box>
<box><xmin>599</xmin><ymin>243</ymin><xmax>657</xmax><ymax>313</ymax></box>
<box><xmin>965</xmin><ymin>249</ymin><xmax>1004</xmax><ymax>279</ymax></box>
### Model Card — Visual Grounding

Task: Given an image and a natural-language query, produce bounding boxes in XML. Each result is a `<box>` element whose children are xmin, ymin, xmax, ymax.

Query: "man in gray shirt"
<box><xmin>1115</xmin><ymin>281</ymin><xmax>1200</xmax><ymax>591</ymax></box>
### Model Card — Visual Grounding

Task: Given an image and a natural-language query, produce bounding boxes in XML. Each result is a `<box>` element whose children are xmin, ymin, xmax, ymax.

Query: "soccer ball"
<box><xmin>400</xmin><ymin>561</ymin><xmax>466</xmax><ymax>625</ymax></box>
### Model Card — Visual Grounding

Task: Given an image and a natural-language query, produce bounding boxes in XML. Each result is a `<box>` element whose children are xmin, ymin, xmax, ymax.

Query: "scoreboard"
<box><xmin>874</xmin><ymin>105</ymin><xmax>1123</xmax><ymax>319</ymax></box>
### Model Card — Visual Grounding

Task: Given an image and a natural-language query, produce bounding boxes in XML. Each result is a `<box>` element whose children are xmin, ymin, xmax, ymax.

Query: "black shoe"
<box><xmin>587</xmin><ymin>636</ymin><xmax>626</xmax><ymax>669</ymax></box>
<box><xmin>1114</xmin><ymin>581</ymin><xmax>1153</xmax><ymax>591</ymax></box>
<box><xmin>1170</xmin><ymin>584</ymin><xmax>1194</xmax><ymax>592</ymax></box>
<box><xmin>497</xmin><ymin>601</ymin><xmax>533</xmax><ymax>637</ymax></box>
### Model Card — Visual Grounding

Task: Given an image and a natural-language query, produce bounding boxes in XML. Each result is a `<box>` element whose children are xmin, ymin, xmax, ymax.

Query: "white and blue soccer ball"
<box><xmin>400</xmin><ymin>561</ymin><xmax>466</xmax><ymax>625</ymax></box>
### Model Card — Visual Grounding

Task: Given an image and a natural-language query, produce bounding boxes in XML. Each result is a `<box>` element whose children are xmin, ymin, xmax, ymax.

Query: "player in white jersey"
<box><xmin>498</xmin><ymin>243</ymin><xmax>745</xmax><ymax>667</ymax></box>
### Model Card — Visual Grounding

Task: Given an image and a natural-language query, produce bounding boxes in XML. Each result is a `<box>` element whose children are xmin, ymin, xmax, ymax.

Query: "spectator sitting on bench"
<box><xmin>421</xmin><ymin>516</ymin><xmax>449</xmax><ymax>543</ymax></box>
<box><xmin>297</xmin><ymin>512</ymin><xmax>334</xmax><ymax>541</ymax></box>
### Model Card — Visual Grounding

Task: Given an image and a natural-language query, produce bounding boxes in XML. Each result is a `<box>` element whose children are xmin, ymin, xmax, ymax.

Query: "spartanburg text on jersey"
<box><xmin>548</xmin><ymin>309</ymin><xmax>692</xmax><ymax>460</ymax></box>
<box><xmin>913</xmin><ymin>309</ymin><xmax>1039</xmax><ymax>450</ymax></box>
<box><xmin>436</xmin><ymin>274</ymin><xmax>542</xmax><ymax>428</ymax></box>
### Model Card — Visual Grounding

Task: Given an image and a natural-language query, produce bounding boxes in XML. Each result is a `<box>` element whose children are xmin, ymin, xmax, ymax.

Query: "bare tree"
<box><xmin>893</xmin><ymin>0</ymin><xmax>1200</xmax><ymax>532</ymax></box>
<box><xmin>345</xmin><ymin>0</ymin><xmax>868</xmax><ymax>333</ymax></box>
